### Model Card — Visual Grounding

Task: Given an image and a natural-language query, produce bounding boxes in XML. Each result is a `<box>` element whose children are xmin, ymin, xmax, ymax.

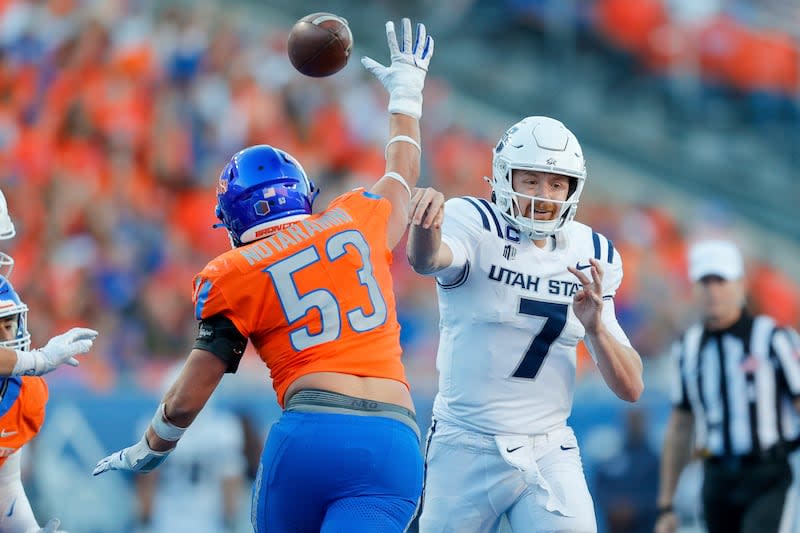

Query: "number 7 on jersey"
<box><xmin>511</xmin><ymin>298</ymin><xmax>568</xmax><ymax>380</ymax></box>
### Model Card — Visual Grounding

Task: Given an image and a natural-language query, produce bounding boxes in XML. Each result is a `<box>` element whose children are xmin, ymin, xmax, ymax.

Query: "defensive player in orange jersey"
<box><xmin>94</xmin><ymin>17</ymin><xmax>435</xmax><ymax>533</ymax></box>
<box><xmin>0</xmin><ymin>191</ymin><xmax>98</xmax><ymax>533</ymax></box>
<box><xmin>0</xmin><ymin>275</ymin><xmax>97</xmax><ymax>533</ymax></box>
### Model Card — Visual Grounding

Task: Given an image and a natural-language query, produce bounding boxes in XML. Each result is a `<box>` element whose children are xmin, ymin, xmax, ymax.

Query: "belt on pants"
<box><xmin>705</xmin><ymin>444</ymin><xmax>790</xmax><ymax>469</ymax></box>
<box><xmin>285</xmin><ymin>388</ymin><xmax>421</xmax><ymax>442</ymax></box>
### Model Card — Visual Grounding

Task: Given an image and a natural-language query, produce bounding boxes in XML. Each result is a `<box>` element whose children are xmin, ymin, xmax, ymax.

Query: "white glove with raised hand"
<box><xmin>26</xmin><ymin>518</ymin><xmax>67</xmax><ymax>533</ymax></box>
<box><xmin>93</xmin><ymin>434</ymin><xmax>172</xmax><ymax>476</ymax></box>
<box><xmin>361</xmin><ymin>18</ymin><xmax>434</xmax><ymax>119</ymax></box>
<box><xmin>13</xmin><ymin>327</ymin><xmax>98</xmax><ymax>376</ymax></box>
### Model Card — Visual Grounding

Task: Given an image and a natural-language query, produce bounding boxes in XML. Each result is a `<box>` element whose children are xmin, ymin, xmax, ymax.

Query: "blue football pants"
<box><xmin>251</xmin><ymin>410</ymin><xmax>423</xmax><ymax>533</ymax></box>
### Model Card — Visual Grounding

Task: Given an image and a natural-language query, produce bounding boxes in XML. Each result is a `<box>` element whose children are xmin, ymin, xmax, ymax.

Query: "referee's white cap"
<box><xmin>688</xmin><ymin>239</ymin><xmax>744</xmax><ymax>282</ymax></box>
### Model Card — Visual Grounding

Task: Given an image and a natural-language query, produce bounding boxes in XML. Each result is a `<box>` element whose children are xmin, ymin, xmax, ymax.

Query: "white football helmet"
<box><xmin>0</xmin><ymin>189</ymin><xmax>14</xmax><ymax>281</ymax></box>
<box><xmin>489</xmin><ymin>116</ymin><xmax>586</xmax><ymax>239</ymax></box>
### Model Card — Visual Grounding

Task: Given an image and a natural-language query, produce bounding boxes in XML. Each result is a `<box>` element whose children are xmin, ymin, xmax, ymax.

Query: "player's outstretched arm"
<box><xmin>0</xmin><ymin>327</ymin><xmax>99</xmax><ymax>376</ymax></box>
<box><xmin>406</xmin><ymin>187</ymin><xmax>452</xmax><ymax>275</ymax></box>
<box><xmin>93</xmin><ymin>349</ymin><xmax>227</xmax><ymax>476</ymax></box>
<box><xmin>362</xmin><ymin>18</ymin><xmax>434</xmax><ymax>250</ymax></box>
<box><xmin>655</xmin><ymin>409</ymin><xmax>694</xmax><ymax>533</ymax></box>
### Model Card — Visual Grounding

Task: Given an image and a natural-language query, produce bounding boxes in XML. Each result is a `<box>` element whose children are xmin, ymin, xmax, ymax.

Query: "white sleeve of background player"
<box><xmin>436</xmin><ymin>198</ymin><xmax>484</xmax><ymax>287</ymax></box>
<box><xmin>773</xmin><ymin>327</ymin><xmax>800</xmax><ymax>395</ymax></box>
<box><xmin>0</xmin><ymin>451</ymin><xmax>40</xmax><ymax>533</ymax></box>
<box><xmin>214</xmin><ymin>414</ymin><xmax>246</xmax><ymax>479</ymax></box>
<box><xmin>668</xmin><ymin>340</ymin><xmax>688</xmax><ymax>406</ymax></box>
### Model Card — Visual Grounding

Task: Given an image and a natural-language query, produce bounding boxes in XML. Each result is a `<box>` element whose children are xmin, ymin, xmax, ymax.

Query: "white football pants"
<box><xmin>418</xmin><ymin>419</ymin><xmax>596</xmax><ymax>533</ymax></box>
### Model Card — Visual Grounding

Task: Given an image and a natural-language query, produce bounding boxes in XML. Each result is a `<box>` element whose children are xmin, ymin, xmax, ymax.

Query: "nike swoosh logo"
<box><xmin>560</xmin><ymin>445</ymin><xmax>577</xmax><ymax>451</ymax></box>
<box><xmin>6</xmin><ymin>498</ymin><xmax>14</xmax><ymax>517</ymax></box>
<box><xmin>575</xmin><ymin>262</ymin><xmax>592</xmax><ymax>270</ymax></box>
<box><xmin>506</xmin><ymin>446</ymin><xmax>524</xmax><ymax>453</ymax></box>
<box><xmin>0</xmin><ymin>430</ymin><xmax>17</xmax><ymax>438</ymax></box>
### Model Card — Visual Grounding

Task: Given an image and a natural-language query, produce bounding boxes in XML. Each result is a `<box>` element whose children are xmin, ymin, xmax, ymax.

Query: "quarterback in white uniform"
<box><xmin>407</xmin><ymin>116</ymin><xmax>644</xmax><ymax>533</ymax></box>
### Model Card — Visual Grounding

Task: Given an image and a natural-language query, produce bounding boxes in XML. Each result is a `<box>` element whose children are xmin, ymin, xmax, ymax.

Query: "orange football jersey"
<box><xmin>192</xmin><ymin>190</ymin><xmax>408</xmax><ymax>406</ymax></box>
<box><xmin>0</xmin><ymin>376</ymin><xmax>48</xmax><ymax>466</ymax></box>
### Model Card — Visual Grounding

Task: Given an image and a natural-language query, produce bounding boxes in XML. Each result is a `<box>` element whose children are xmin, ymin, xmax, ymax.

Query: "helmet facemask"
<box><xmin>491</xmin><ymin>164</ymin><xmax>585</xmax><ymax>240</ymax></box>
<box><xmin>489</xmin><ymin>117</ymin><xmax>586</xmax><ymax>240</ymax></box>
<box><xmin>0</xmin><ymin>276</ymin><xmax>30</xmax><ymax>351</ymax></box>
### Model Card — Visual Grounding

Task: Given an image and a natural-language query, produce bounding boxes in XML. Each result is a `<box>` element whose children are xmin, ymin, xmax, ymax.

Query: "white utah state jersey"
<box><xmin>433</xmin><ymin>197</ymin><xmax>630</xmax><ymax>435</ymax></box>
<box><xmin>139</xmin><ymin>406</ymin><xmax>245</xmax><ymax>533</ymax></box>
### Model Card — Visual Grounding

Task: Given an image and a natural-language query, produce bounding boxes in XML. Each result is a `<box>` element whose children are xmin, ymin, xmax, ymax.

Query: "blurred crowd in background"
<box><xmin>0</xmin><ymin>0</ymin><xmax>798</xmax><ymax>531</ymax></box>
<box><xmin>1</xmin><ymin>0</ymin><xmax>797</xmax><ymax>391</ymax></box>
<box><xmin>520</xmin><ymin>0</ymin><xmax>800</xmax><ymax>117</ymax></box>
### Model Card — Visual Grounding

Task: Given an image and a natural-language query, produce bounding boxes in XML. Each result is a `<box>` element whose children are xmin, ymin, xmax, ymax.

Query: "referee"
<box><xmin>655</xmin><ymin>239</ymin><xmax>800</xmax><ymax>533</ymax></box>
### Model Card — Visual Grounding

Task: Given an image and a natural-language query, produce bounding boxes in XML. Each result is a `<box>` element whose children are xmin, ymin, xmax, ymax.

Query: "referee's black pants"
<box><xmin>702</xmin><ymin>455</ymin><xmax>792</xmax><ymax>533</ymax></box>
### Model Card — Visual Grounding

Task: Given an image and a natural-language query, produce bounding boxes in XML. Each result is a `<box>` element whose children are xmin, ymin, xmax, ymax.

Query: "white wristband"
<box><xmin>384</xmin><ymin>135</ymin><xmax>421</xmax><ymax>159</ymax></box>
<box><xmin>150</xmin><ymin>403</ymin><xmax>187</xmax><ymax>442</ymax></box>
<box><xmin>381</xmin><ymin>172</ymin><xmax>412</xmax><ymax>199</ymax></box>
<box><xmin>12</xmin><ymin>350</ymin><xmax>39</xmax><ymax>376</ymax></box>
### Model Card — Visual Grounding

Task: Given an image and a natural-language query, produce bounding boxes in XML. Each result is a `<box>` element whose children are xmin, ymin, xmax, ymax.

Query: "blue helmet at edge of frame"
<box><xmin>215</xmin><ymin>145</ymin><xmax>319</xmax><ymax>247</ymax></box>
<box><xmin>0</xmin><ymin>274</ymin><xmax>30</xmax><ymax>351</ymax></box>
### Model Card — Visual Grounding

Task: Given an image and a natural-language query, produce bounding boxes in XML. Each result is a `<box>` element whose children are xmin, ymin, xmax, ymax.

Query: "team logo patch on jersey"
<box><xmin>495</xmin><ymin>125</ymin><xmax>520</xmax><ymax>153</ymax></box>
<box><xmin>506</xmin><ymin>226</ymin><xmax>520</xmax><ymax>243</ymax></box>
<box><xmin>503</xmin><ymin>244</ymin><xmax>517</xmax><ymax>261</ymax></box>
<box><xmin>199</xmin><ymin>322</ymin><xmax>214</xmax><ymax>339</ymax></box>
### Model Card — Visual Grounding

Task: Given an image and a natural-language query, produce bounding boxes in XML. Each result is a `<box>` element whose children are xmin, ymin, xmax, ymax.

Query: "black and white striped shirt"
<box><xmin>671</xmin><ymin>312</ymin><xmax>800</xmax><ymax>457</ymax></box>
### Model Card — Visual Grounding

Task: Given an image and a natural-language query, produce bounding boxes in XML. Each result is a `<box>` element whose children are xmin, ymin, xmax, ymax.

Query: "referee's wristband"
<box><xmin>656</xmin><ymin>504</ymin><xmax>674</xmax><ymax>518</ymax></box>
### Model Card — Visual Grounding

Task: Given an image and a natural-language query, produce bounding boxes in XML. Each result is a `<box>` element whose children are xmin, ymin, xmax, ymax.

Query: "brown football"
<box><xmin>287</xmin><ymin>13</ymin><xmax>353</xmax><ymax>78</ymax></box>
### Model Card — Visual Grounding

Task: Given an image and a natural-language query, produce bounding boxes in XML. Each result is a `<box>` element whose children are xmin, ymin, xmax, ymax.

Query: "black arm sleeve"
<box><xmin>192</xmin><ymin>315</ymin><xmax>247</xmax><ymax>373</ymax></box>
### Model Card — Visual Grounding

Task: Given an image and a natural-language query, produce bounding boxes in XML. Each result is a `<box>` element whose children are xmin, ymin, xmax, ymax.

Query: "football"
<box><xmin>287</xmin><ymin>13</ymin><xmax>353</xmax><ymax>78</ymax></box>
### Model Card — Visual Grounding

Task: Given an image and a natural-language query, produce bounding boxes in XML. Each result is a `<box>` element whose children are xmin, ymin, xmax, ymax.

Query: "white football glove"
<box><xmin>361</xmin><ymin>18</ymin><xmax>434</xmax><ymax>119</ymax></box>
<box><xmin>93</xmin><ymin>435</ymin><xmax>172</xmax><ymax>476</ymax></box>
<box><xmin>13</xmin><ymin>327</ymin><xmax>98</xmax><ymax>376</ymax></box>
<box><xmin>13</xmin><ymin>328</ymin><xmax>98</xmax><ymax>376</ymax></box>
<box><xmin>26</xmin><ymin>518</ymin><xmax>67</xmax><ymax>533</ymax></box>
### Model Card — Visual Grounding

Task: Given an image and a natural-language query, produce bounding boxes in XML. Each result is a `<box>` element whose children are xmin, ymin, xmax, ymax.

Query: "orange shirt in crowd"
<box><xmin>594</xmin><ymin>0</ymin><xmax>667</xmax><ymax>53</ymax></box>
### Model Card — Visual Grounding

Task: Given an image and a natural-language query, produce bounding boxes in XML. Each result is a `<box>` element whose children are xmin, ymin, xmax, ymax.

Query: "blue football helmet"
<box><xmin>0</xmin><ymin>275</ymin><xmax>30</xmax><ymax>351</ymax></box>
<box><xmin>215</xmin><ymin>145</ymin><xmax>319</xmax><ymax>247</ymax></box>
